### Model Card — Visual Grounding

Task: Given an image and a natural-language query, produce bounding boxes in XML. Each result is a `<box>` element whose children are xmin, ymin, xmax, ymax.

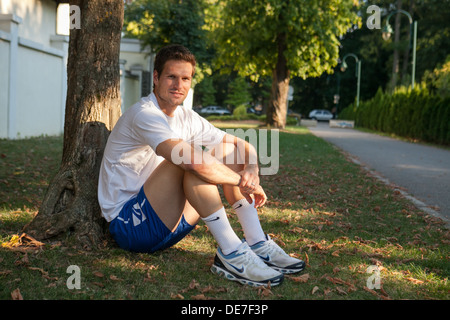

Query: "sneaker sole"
<box><xmin>266</xmin><ymin>261</ymin><xmax>306</xmax><ymax>274</ymax></box>
<box><xmin>211</xmin><ymin>263</ymin><xmax>284</xmax><ymax>287</ymax></box>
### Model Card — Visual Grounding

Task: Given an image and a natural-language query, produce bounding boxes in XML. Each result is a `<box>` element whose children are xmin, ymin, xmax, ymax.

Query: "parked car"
<box><xmin>308</xmin><ymin>109</ymin><xmax>333</xmax><ymax>121</ymax></box>
<box><xmin>247</xmin><ymin>107</ymin><xmax>262</xmax><ymax>115</ymax></box>
<box><xmin>199</xmin><ymin>106</ymin><xmax>231</xmax><ymax>116</ymax></box>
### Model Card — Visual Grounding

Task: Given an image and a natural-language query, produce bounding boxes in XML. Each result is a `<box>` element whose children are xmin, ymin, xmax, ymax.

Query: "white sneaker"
<box><xmin>211</xmin><ymin>242</ymin><xmax>284</xmax><ymax>287</ymax></box>
<box><xmin>249</xmin><ymin>235</ymin><xmax>306</xmax><ymax>274</ymax></box>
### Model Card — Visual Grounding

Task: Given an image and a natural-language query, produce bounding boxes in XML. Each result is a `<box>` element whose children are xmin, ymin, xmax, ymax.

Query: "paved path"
<box><xmin>308</xmin><ymin>122</ymin><xmax>450</xmax><ymax>227</ymax></box>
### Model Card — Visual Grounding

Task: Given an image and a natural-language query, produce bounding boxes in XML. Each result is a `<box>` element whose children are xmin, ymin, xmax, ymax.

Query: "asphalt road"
<box><xmin>308</xmin><ymin>122</ymin><xmax>450</xmax><ymax>227</ymax></box>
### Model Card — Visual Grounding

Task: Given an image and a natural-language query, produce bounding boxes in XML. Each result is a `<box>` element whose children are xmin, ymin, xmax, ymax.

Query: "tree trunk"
<box><xmin>23</xmin><ymin>0</ymin><xmax>124</xmax><ymax>247</ymax></box>
<box><xmin>267</xmin><ymin>32</ymin><xmax>290</xmax><ymax>129</ymax></box>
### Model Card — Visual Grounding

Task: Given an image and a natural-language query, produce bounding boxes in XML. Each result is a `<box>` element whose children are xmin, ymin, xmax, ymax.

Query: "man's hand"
<box><xmin>238</xmin><ymin>164</ymin><xmax>259</xmax><ymax>193</ymax></box>
<box><xmin>240</xmin><ymin>185</ymin><xmax>267</xmax><ymax>208</ymax></box>
<box><xmin>238</xmin><ymin>164</ymin><xmax>266</xmax><ymax>208</ymax></box>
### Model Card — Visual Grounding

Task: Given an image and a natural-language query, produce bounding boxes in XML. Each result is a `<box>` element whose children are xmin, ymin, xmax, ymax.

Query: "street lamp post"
<box><xmin>341</xmin><ymin>53</ymin><xmax>361</xmax><ymax>108</ymax></box>
<box><xmin>382</xmin><ymin>9</ymin><xmax>417</xmax><ymax>89</ymax></box>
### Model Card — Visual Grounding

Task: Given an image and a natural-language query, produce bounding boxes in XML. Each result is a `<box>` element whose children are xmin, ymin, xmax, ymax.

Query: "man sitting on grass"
<box><xmin>98</xmin><ymin>44</ymin><xmax>305</xmax><ymax>287</ymax></box>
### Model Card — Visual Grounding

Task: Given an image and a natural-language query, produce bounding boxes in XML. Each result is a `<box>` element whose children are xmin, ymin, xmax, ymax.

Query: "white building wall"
<box><xmin>0</xmin><ymin>36</ymin><xmax>10</xmax><ymax>138</ymax></box>
<box><xmin>16</xmin><ymin>43</ymin><xmax>63</xmax><ymax>137</ymax></box>
<box><xmin>0</xmin><ymin>0</ymin><xmax>155</xmax><ymax>139</ymax></box>
<box><xmin>1</xmin><ymin>0</ymin><xmax>57</xmax><ymax>47</ymax></box>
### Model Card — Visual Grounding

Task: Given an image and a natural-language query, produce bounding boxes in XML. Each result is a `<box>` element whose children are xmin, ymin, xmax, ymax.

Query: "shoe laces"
<box><xmin>239</xmin><ymin>245</ymin><xmax>269</xmax><ymax>268</ymax></box>
<box><xmin>261</xmin><ymin>239</ymin><xmax>286</xmax><ymax>257</ymax></box>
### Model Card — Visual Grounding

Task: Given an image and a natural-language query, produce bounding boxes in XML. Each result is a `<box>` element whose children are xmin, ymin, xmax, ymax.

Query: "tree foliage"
<box><xmin>124</xmin><ymin>0</ymin><xmax>213</xmax><ymax>67</ymax></box>
<box><xmin>207</xmin><ymin>0</ymin><xmax>360</xmax><ymax>127</ymax></box>
<box><xmin>224</xmin><ymin>77</ymin><xmax>252</xmax><ymax>109</ymax></box>
<box><xmin>209</xmin><ymin>0</ymin><xmax>360</xmax><ymax>79</ymax></box>
<box><xmin>195</xmin><ymin>77</ymin><xmax>217</xmax><ymax>107</ymax></box>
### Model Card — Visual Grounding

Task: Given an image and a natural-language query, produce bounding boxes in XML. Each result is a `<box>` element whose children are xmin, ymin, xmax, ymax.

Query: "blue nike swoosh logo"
<box><xmin>224</xmin><ymin>260</ymin><xmax>245</xmax><ymax>273</ymax></box>
<box><xmin>229</xmin><ymin>264</ymin><xmax>244</xmax><ymax>273</ymax></box>
<box><xmin>259</xmin><ymin>255</ymin><xmax>270</xmax><ymax>262</ymax></box>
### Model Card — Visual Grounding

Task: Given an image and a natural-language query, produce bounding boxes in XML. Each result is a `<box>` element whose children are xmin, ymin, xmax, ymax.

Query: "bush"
<box><xmin>339</xmin><ymin>85</ymin><xmax>450</xmax><ymax>145</ymax></box>
<box><xmin>232</xmin><ymin>104</ymin><xmax>248</xmax><ymax>120</ymax></box>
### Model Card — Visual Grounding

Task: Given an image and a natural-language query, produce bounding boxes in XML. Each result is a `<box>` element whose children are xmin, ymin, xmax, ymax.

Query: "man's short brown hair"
<box><xmin>154</xmin><ymin>44</ymin><xmax>196</xmax><ymax>78</ymax></box>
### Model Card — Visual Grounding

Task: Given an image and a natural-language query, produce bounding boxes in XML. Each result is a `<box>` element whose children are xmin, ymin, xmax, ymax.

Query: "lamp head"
<box><xmin>382</xmin><ymin>24</ymin><xmax>393</xmax><ymax>41</ymax></box>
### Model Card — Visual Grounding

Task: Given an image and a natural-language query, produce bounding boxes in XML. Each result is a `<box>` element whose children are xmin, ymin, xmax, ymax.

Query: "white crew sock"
<box><xmin>202</xmin><ymin>207</ymin><xmax>242</xmax><ymax>255</ymax></box>
<box><xmin>232</xmin><ymin>198</ymin><xmax>266</xmax><ymax>246</ymax></box>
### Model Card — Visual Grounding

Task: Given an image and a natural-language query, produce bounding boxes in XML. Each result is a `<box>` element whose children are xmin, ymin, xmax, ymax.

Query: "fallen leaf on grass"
<box><xmin>92</xmin><ymin>282</ymin><xmax>105</xmax><ymax>288</ymax></box>
<box><xmin>191</xmin><ymin>294</ymin><xmax>214</xmax><ymax>300</ymax></box>
<box><xmin>406</xmin><ymin>277</ymin><xmax>424</xmax><ymax>285</ymax></box>
<box><xmin>258</xmin><ymin>285</ymin><xmax>273</xmax><ymax>297</ymax></box>
<box><xmin>290</xmin><ymin>273</ymin><xmax>310</xmax><ymax>283</ymax></box>
<box><xmin>336</xmin><ymin>286</ymin><xmax>347</xmax><ymax>295</ymax></box>
<box><xmin>311</xmin><ymin>286</ymin><xmax>319</xmax><ymax>295</ymax></box>
<box><xmin>11</xmin><ymin>288</ymin><xmax>23</xmax><ymax>300</ymax></box>
<box><xmin>324</xmin><ymin>288</ymin><xmax>332</xmax><ymax>296</ymax></box>
<box><xmin>171</xmin><ymin>293</ymin><xmax>184</xmax><ymax>300</ymax></box>
<box><xmin>2</xmin><ymin>233</ymin><xmax>44</xmax><ymax>252</ymax></box>
<box><xmin>326</xmin><ymin>276</ymin><xmax>357</xmax><ymax>292</ymax></box>
<box><xmin>331</xmin><ymin>250</ymin><xmax>340</xmax><ymax>257</ymax></box>
<box><xmin>188</xmin><ymin>279</ymin><xmax>200</xmax><ymax>290</ymax></box>
<box><xmin>109</xmin><ymin>275</ymin><xmax>122</xmax><ymax>281</ymax></box>
<box><xmin>363</xmin><ymin>286</ymin><xmax>392</xmax><ymax>300</ymax></box>
<box><xmin>93</xmin><ymin>271</ymin><xmax>104</xmax><ymax>278</ymax></box>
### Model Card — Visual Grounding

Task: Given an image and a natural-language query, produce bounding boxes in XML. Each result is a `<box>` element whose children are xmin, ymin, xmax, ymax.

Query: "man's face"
<box><xmin>153</xmin><ymin>59</ymin><xmax>194</xmax><ymax>110</ymax></box>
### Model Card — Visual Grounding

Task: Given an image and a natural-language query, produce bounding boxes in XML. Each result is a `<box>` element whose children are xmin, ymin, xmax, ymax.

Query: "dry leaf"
<box><xmin>189</xmin><ymin>279</ymin><xmax>200</xmax><ymax>290</ymax></box>
<box><xmin>312</xmin><ymin>286</ymin><xmax>319</xmax><ymax>295</ymax></box>
<box><xmin>291</xmin><ymin>273</ymin><xmax>310</xmax><ymax>283</ymax></box>
<box><xmin>305</xmin><ymin>252</ymin><xmax>310</xmax><ymax>267</ymax></box>
<box><xmin>110</xmin><ymin>275</ymin><xmax>122</xmax><ymax>281</ymax></box>
<box><xmin>92</xmin><ymin>282</ymin><xmax>105</xmax><ymax>288</ymax></box>
<box><xmin>258</xmin><ymin>285</ymin><xmax>273</xmax><ymax>297</ymax></box>
<box><xmin>11</xmin><ymin>288</ymin><xmax>23</xmax><ymax>300</ymax></box>
<box><xmin>93</xmin><ymin>271</ymin><xmax>104</xmax><ymax>278</ymax></box>
<box><xmin>363</xmin><ymin>286</ymin><xmax>392</xmax><ymax>300</ymax></box>
<box><xmin>2</xmin><ymin>233</ymin><xmax>44</xmax><ymax>252</ymax></box>
<box><xmin>171</xmin><ymin>293</ymin><xmax>184</xmax><ymax>300</ymax></box>
<box><xmin>336</xmin><ymin>286</ymin><xmax>347</xmax><ymax>295</ymax></box>
<box><xmin>406</xmin><ymin>277</ymin><xmax>424</xmax><ymax>284</ymax></box>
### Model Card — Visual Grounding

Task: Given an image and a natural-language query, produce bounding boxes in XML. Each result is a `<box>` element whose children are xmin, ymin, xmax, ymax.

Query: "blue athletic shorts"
<box><xmin>109</xmin><ymin>187</ymin><xmax>196</xmax><ymax>253</ymax></box>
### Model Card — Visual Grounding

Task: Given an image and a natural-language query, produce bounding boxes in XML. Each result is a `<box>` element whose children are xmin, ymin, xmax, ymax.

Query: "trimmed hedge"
<box><xmin>339</xmin><ymin>86</ymin><xmax>450</xmax><ymax>145</ymax></box>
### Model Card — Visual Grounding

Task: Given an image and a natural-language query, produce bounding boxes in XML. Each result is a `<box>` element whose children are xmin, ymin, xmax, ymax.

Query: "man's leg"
<box><xmin>144</xmin><ymin>159</ymin><xmax>284</xmax><ymax>286</ymax></box>
<box><xmin>212</xmin><ymin>142</ymin><xmax>266</xmax><ymax>246</ymax></box>
<box><xmin>144</xmin><ymin>159</ymin><xmax>241</xmax><ymax>254</ymax></box>
<box><xmin>213</xmin><ymin>143</ymin><xmax>306</xmax><ymax>275</ymax></box>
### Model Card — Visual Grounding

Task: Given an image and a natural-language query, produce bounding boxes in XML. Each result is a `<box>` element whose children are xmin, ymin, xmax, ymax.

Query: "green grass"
<box><xmin>0</xmin><ymin>126</ymin><xmax>449</xmax><ymax>300</ymax></box>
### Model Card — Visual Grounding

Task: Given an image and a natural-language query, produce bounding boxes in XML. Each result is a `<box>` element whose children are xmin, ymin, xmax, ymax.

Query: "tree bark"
<box><xmin>267</xmin><ymin>32</ymin><xmax>290</xmax><ymax>129</ymax></box>
<box><xmin>23</xmin><ymin>0</ymin><xmax>124</xmax><ymax>247</ymax></box>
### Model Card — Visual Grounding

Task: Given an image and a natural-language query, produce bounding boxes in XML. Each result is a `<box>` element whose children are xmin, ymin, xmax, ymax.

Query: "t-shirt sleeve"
<box><xmin>133</xmin><ymin>108</ymin><xmax>181</xmax><ymax>151</ymax></box>
<box><xmin>188</xmin><ymin>110</ymin><xmax>226</xmax><ymax>148</ymax></box>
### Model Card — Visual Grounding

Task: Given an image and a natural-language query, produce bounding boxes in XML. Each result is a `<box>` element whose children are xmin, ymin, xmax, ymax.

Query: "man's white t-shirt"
<box><xmin>98</xmin><ymin>93</ymin><xmax>226</xmax><ymax>222</ymax></box>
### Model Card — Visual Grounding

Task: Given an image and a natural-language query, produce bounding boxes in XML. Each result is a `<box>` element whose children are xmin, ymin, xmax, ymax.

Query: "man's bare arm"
<box><xmin>155</xmin><ymin>138</ymin><xmax>242</xmax><ymax>186</ymax></box>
